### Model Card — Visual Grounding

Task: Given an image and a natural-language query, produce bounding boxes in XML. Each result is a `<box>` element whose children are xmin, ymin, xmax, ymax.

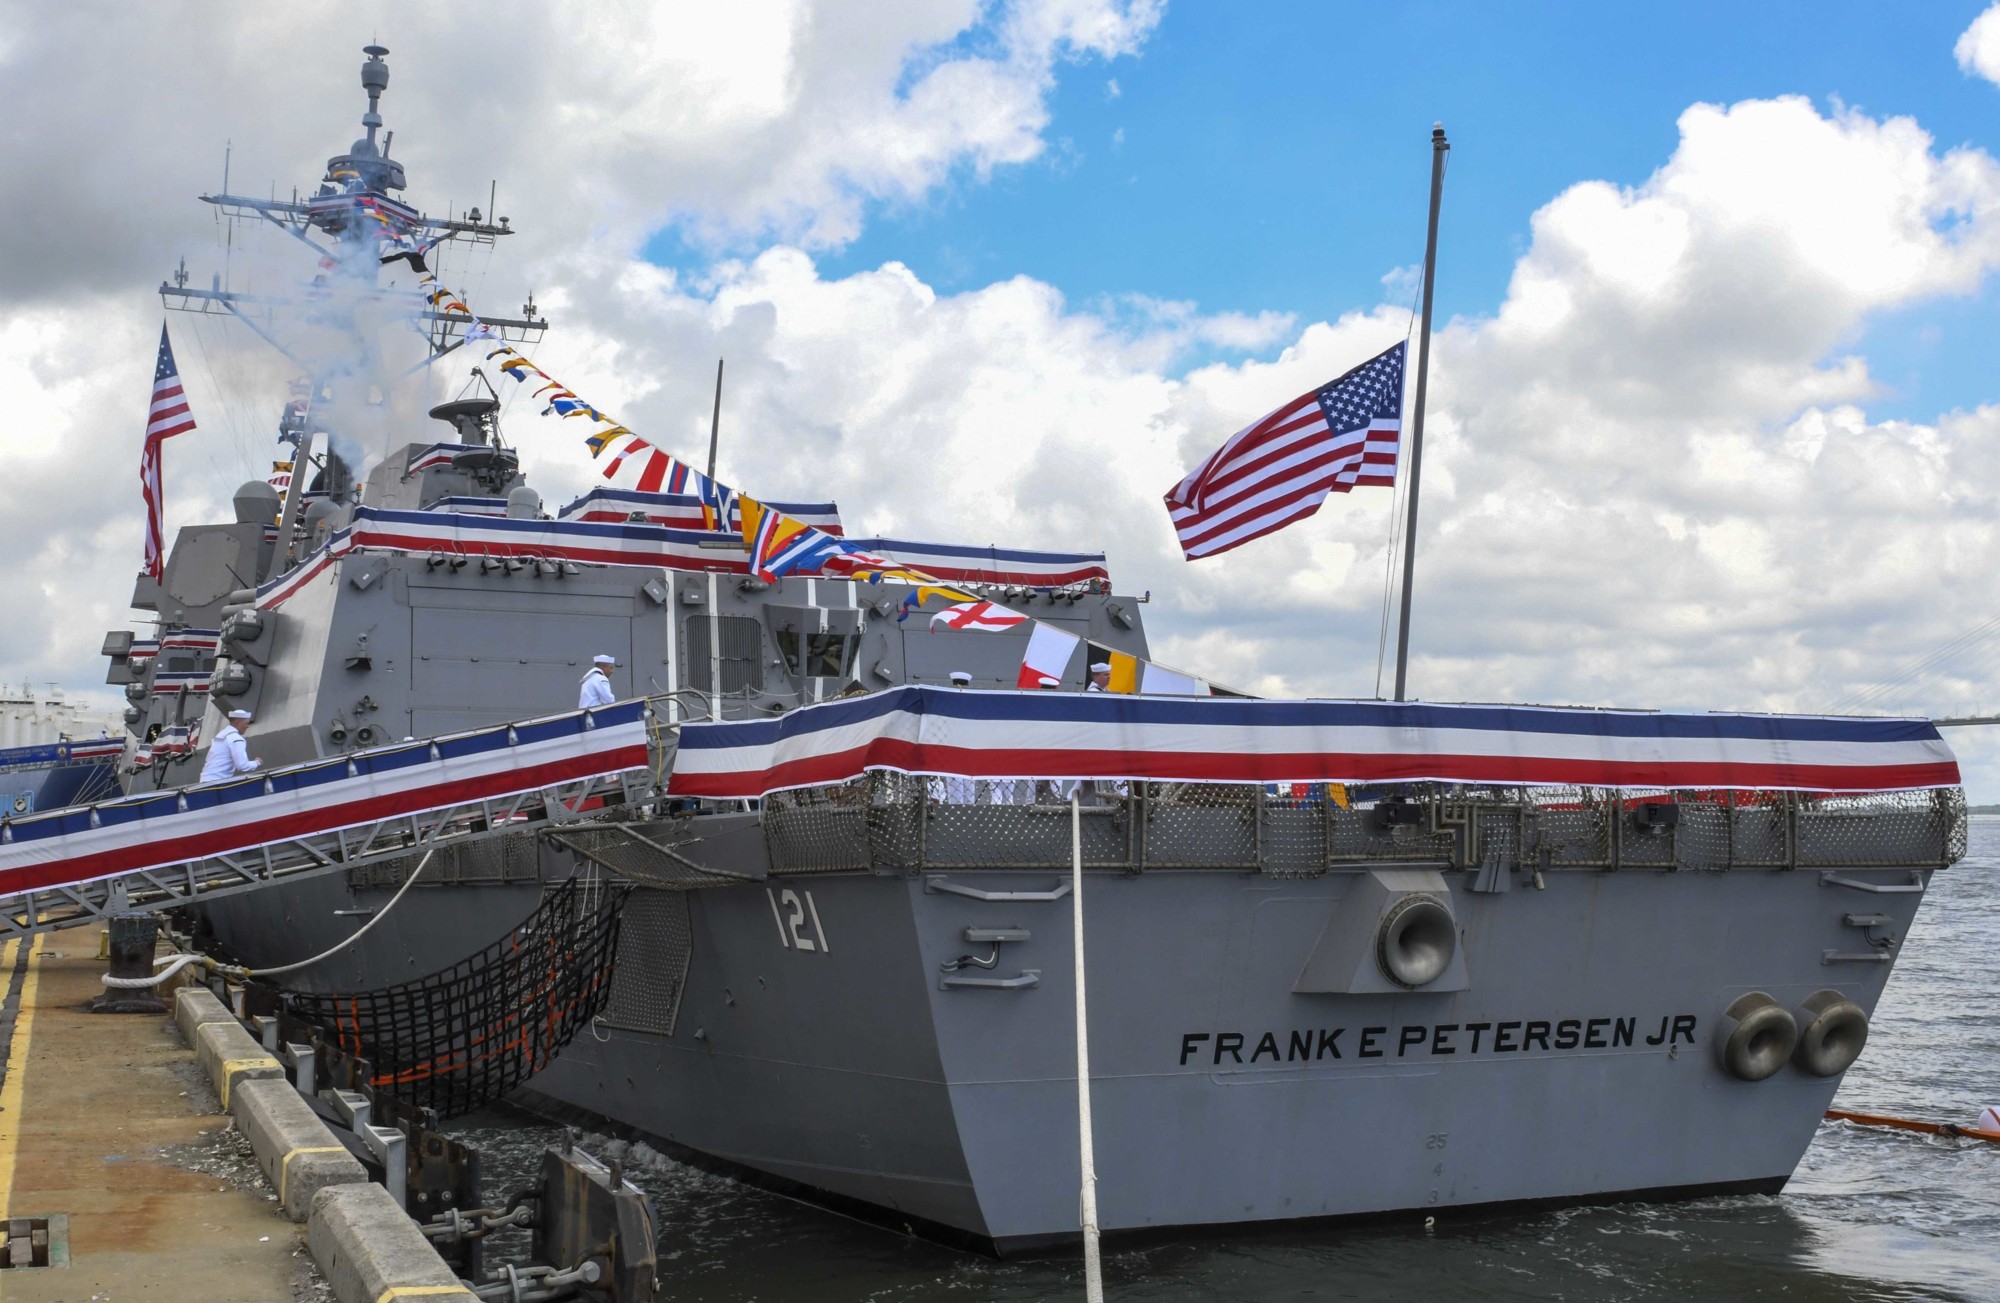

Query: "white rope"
<box><xmin>100</xmin><ymin>951</ymin><xmax>208</xmax><ymax>989</ymax></box>
<box><xmin>233</xmin><ymin>846</ymin><xmax>437</xmax><ymax>978</ymax></box>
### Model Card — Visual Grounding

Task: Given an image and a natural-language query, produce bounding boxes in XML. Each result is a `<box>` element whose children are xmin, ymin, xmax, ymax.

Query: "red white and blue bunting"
<box><xmin>558</xmin><ymin>487</ymin><xmax>844</xmax><ymax>536</ymax></box>
<box><xmin>0</xmin><ymin>703</ymin><xmax>650</xmax><ymax>899</ymax></box>
<box><xmin>667</xmin><ymin>686</ymin><xmax>1961</xmax><ymax>797</ymax></box>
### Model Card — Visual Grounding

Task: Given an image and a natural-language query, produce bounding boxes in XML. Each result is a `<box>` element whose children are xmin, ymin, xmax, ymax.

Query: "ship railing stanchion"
<box><xmin>1072</xmin><ymin>790</ymin><xmax>1104</xmax><ymax>1302</ymax></box>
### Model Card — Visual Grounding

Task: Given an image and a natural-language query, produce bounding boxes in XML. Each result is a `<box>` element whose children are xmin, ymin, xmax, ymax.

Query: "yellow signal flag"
<box><xmin>738</xmin><ymin>496</ymin><xmax>766</xmax><ymax>549</ymax></box>
<box><xmin>916</xmin><ymin>584</ymin><xmax>978</xmax><ymax>606</ymax></box>
<box><xmin>1329</xmin><ymin>783</ymin><xmax>1351</xmax><ymax>809</ymax></box>
<box><xmin>1108</xmin><ymin>652</ymin><xmax>1140</xmax><ymax>694</ymax></box>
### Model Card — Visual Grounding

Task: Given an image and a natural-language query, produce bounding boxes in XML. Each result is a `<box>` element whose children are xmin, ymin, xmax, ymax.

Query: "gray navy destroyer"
<box><xmin>94</xmin><ymin>47</ymin><xmax>1966</xmax><ymax>1254</ymax></box>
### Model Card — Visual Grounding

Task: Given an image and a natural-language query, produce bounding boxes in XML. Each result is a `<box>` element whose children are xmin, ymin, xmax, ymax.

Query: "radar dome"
<box><xmin>233</xmin><ymin>480</ymin><xmax>281</xmax><ymax>525</ymax></box>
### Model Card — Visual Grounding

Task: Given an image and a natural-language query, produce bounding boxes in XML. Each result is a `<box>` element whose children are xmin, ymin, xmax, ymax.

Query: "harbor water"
<box><xmin>459</xmin><ymin>818</ymin><xmax>2000</xmax><ymax>1302</ymax></box>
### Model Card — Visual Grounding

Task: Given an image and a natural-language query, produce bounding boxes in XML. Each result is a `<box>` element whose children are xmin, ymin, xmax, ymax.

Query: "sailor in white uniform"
<box><xmin>1086</xmin><ymin>661</ymin><xmax>1112</xmax><ymax>691</ymax></box>
<box><xmin>199</xmin><ymin>708</ymin><xmax>262</xmax><ymax>782</ymax></box>
<box><xmin>579</xmin><ymin>654</ymin><xmax>619</xmax><ymax>709</ymax></box>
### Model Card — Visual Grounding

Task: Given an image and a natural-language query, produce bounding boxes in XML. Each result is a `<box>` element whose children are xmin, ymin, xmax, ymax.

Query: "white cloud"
<box><xmin>0</xmin><ymin>0</ymin><xmax>1166</xmax><ymax>307</ymax></box>
<box><xmin>0</xmin><ymin>0</ymin><xmax>1164</xmax><ymax>720</ymax></box>
<box><xmin>10</xmin><ymin>8</ymin><xmax>2000</xmax><ymax>805</ymax></box>
<box><xmin>1957</xmin><ymin>3</ymin><xmax>2000</xmax><ymax>86</ymax></box>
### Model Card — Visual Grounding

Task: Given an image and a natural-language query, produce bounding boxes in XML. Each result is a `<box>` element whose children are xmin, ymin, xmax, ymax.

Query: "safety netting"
<box><xmin>761</xmin><ymin>776</ymin><xmax>1966</xmax><ymax>877</ymax></box>
<box><xmin>275</xmin><ymin>877</ymin><xmax>625</xmax><ymax>1118</ymax></box>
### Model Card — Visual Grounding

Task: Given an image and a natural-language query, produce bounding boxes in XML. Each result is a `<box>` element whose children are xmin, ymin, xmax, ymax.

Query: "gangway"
<box><xmin>0</xmin><ymin>700</ymin><xmax>668</xmax><ymax>941</ymax></box>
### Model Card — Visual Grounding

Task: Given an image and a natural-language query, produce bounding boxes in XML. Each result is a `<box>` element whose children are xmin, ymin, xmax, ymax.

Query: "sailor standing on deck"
<box><xmin>199</xmin><ymin>709</ymin><xmax>261</xmax><ymax>782</ymax></box>
<box><xmin>1086</xmin><ymin>661</ymin><xmax>1112</xmax><ymax>691</ymax></box>
<box><xmin>579</xmin><ymin>654</ymin><xmax>619</xmax><ymax>709</ymax></box>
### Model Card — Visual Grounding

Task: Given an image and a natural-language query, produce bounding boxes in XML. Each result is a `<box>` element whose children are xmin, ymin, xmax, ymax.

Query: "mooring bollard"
<box><xmin>88</xmin><ymin>912</ymin><xmax>165</xmax><ymax>1014</ymax></box>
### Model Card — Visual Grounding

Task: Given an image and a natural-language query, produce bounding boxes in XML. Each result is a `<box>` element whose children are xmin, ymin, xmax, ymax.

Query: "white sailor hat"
<box><xmin>593</xmin><ymin>653</ymin><xmax>618</xmax><ymax>665</ymax></box>
<box><xmin>1037</xmin><ymin>675</ymin><xmax>1060</xmax><ymax>688</ymax></box>
<box><xmin>227</xmin><ymin>708</ymin><xmax>252</xmax><ymax>720</ymax></box>
<box><xmin>948</xmin><ymin>671</ymin><xmax>973</xmax><ymax>685</ymax></box>
<box><xmin>1090</xmin><ymin>661</ymin><xmax>1112</xmax><ymax>673</ymax></box>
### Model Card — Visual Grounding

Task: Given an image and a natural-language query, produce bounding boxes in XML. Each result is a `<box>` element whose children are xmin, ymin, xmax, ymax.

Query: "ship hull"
<box><xmin>200</xmin><ymin>858</ymin><xmax>1923</xmax><ymax>1251</ymax></box>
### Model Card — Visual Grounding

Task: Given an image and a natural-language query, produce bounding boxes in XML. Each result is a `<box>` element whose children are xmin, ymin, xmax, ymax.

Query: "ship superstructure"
<box><xmin>66</xmin><ymin>46</ymin><xmax>1967</xmax><ymax>1255</ymax></box>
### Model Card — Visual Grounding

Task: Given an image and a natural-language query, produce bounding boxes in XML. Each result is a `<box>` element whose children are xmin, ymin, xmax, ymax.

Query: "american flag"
<box><xmin>1164</xmin><ymin>341</ymin><xmax>1405</xmax><ymax>560</ymax></box>
<box><xmin>141</xmin><ymin>324</ymin><xmax>197</xmax><ymax>582</ymax></box>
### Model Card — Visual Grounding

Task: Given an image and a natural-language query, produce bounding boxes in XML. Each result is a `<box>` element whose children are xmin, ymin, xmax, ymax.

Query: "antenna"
<box><xmin>223</xmin><ymin>141</ymin><xmax>234</xmax><ymax>290</ymax></box>
<box><xmin>706</xmin><ymin>359</ymin><xmax>725</xmax><ymax>482</ymax></box>
<box><xmin>360</xmin><ymin>45</ymin><xmax>391</xmax><ymax>148</ymax></box>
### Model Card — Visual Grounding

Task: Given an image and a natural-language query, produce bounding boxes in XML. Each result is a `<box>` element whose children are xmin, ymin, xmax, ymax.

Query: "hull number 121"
<box><xmin>766</xmin><ymin>888</ymin><xmax>830</xmax><ymax>955</ymax></box>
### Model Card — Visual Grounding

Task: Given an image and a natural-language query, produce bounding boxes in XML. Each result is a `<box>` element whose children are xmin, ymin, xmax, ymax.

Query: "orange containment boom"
<box><xmin>1825</xmin><ymin>1108</ymin><xmax>2000</xmax><ymax>1144</ymax></box>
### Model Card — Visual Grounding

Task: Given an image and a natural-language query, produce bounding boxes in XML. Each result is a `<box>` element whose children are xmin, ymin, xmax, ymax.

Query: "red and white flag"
<box><xmin>1165</xmin><ymin>341</ymin><xmax>1404</xmax><ymax>560</ymax></box>
<box><xmin>141</xmin><ymin>324</ymin><xmax>197</xmax><ymax>582</ymax></box>
<box><xmin>1014</xmin><ymin>622</ymin><xmax>1080</xmax><ymax>688</ymax></box>
<box><xmin>929</xmin><ymin>601</ymin><xmax>1028</xmax><ymax>633</ymax></box>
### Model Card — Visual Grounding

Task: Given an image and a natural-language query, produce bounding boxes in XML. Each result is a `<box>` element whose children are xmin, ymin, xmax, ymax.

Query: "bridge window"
<box><xmin>775</xmin><ymin>630</ymin><xmax>858</xmax><ymax>680</ymax></box>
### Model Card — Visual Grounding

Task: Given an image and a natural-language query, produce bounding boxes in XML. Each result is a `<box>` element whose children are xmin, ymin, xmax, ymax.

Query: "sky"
<box><xmin>8</xmin><ymin>1</ymin><xmax>2000</xmax><ymax>793</ymax></box>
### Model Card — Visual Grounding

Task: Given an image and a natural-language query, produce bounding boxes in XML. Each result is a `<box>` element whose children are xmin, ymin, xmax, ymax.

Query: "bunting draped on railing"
<box><xmin>669</xmin><ymin>687</ymin><xmax>1964</xmax><ymax>798</ymax></box>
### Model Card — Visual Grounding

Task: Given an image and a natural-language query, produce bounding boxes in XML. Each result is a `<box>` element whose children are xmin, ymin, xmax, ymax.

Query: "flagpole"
<box><xmin>1393</xmin><ymin>124</ymin><xmax>1449</xmax><ymax>703</ymax></box>
<box><xmin>705</xmin><ymin>358</ymin><xmax>725</xmax><ymax>482</ymax></box>
<box><xmin>1072</xmin><ymin>792</ymin><xmax>1104</xmax><ymax>1303</ymax></box>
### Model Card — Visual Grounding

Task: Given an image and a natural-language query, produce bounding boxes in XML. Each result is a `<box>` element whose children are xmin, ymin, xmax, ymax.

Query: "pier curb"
<box><xmin>172</xmin><ymin>982</ymin><xmax>238</xmax><ymax>1044</ymax></box>
<box><xmin>193</xmin><ymin>1015</ymin><xmax>286</xmax><ymax>1108</ymax></box>
<box><xmin>308</xmin><ymin>1182</ymin><xmax>478</xmax><ymax>1303</ymax></box>
<box><xmin>231</xmin><ymin>1076</ymin><xmax>370</xmax><ymax>1220</ymax></box>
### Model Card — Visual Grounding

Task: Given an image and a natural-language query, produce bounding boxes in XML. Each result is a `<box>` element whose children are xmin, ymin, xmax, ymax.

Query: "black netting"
<box><xmin>277</xmin><ymin>878</ymin><xmax>625</xmax><ymax>1119</ymax></box>
<box><xmin>760</xmin><ymin>775</ymin><xmax>1965</xmax><ymax>877</ymax></box>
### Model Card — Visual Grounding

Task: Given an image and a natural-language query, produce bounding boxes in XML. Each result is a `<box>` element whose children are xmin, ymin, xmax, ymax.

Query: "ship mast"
<box><xmin>157</xmin><ymin>45</ymin><xmax>551</xmax><ymax>580</ymax></box>
<box><xmin>1392</xmin><ymin>124</ymin><xmax>1449</xmax><ymax>703</ymax></box>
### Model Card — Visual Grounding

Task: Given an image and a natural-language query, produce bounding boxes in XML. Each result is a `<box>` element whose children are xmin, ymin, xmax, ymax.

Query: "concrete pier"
<box><xmin>0</xmin><ymin>931</ymin><xmax>322</xmax><ymax>1299</ymax></box>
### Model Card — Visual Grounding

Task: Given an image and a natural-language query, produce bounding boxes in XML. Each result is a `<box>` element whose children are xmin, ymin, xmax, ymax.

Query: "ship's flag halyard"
<box><xmin>635</xmin><ymin>451</ymin><xmax>693</xmax><ymax>495</ymax></box>
<box><xmin>601</xmin><ymin>436</ymin><xmax>697</xmax><ymax>494</ymax></box>
<box><xmin>740</xmin><ymin>497</ymin><xmax>847</xmax><ymax>581</ymax></box>
<box><xmin>1165</xmin><ymin>341</ymin><xmax>1406</xmax><ymax>560</ymax></box>
<box><xmin>427</xmin><ymin>276</ymin><xmax>1226</xmax><ymax>696</ymax></box>
<box><xmin>141</xmin><ymin>324</ymin><xmax>197</xmax><ymax>583</ymax></box>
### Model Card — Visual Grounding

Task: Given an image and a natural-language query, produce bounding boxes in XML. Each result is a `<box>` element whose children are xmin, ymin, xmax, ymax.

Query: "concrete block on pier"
<box><xmin>172</xmin><ymin>983</ymin><xmax>238</xmax><ymax>1045</ymax></box>
<box><xmin>192</xmin><ymin>1015</ymin><xmax>284</xmax><ymax>1109</ymax></box>
<box><xmin>308</xmin><ymin>1182</ymin><xmax>476</xmax><ymax>1303</ymax></box>
<box><xmin>231</xmin><ymin>1077</ymin><xmax>369</xmax><ymax>1220</ymax></box>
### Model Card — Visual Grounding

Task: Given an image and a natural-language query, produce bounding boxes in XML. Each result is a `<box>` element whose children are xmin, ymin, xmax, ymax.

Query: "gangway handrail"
<box><xmin>0</xmin><ymin>699</ymin><xmax>673</xmax><ymax>941</ymax></box>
